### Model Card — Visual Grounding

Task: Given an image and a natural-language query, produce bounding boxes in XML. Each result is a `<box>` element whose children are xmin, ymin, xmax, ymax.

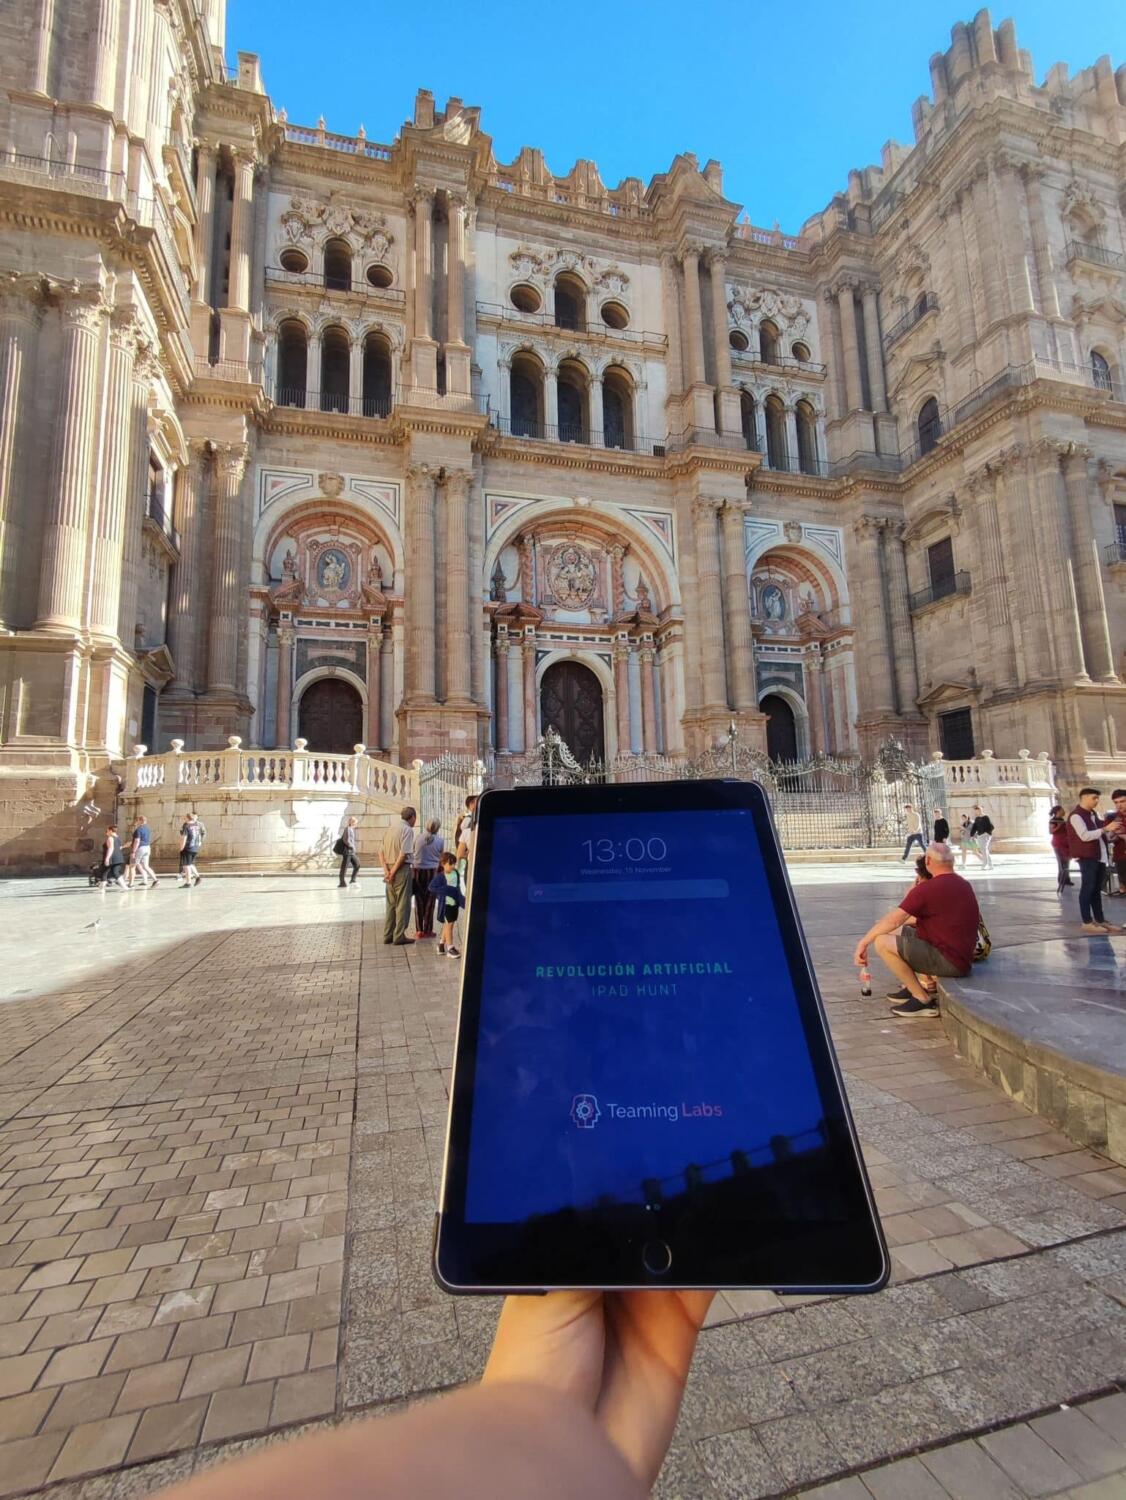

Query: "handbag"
<box><xmin>332</xmin><ymin>836</ymin><xmax>346</xmax><ymax>857</ymax></box>
<box><xmin>973</xmin><ymin>917</ymin><xmax>992</xmax><ymax>961</ymax></box>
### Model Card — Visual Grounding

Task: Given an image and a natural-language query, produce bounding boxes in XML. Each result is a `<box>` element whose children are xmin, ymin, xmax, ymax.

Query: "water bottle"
<box><xmin>859</xmin><ymin>966</ymin><xmax>872</xmax><ymax>997</ymax></box>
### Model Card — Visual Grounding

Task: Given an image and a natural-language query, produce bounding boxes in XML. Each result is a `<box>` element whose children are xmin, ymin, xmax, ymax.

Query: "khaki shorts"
<box><xmin>896</xmin><ymin>927</ymin><xmax>968</xmax><ymax>979</ymax></box>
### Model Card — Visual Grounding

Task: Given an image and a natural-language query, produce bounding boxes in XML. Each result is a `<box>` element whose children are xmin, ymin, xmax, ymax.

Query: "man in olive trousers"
<box><xmin>381</xmin><ymin>806</ymin><xmax>417</xmax><ymax>945</ymax></box>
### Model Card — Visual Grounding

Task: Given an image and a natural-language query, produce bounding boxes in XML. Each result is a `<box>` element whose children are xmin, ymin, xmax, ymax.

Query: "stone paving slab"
<box><xmin>0</xmin><ymin>868</ymin><xmax>1123</xmax><ymax>1497</ymax></box>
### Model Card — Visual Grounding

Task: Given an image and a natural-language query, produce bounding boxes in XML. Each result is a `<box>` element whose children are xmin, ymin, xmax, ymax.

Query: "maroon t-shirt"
<box><xmin>899</xmin><ymin>872</ymin><xmax>980</xmax><ymax>972</ymax></box>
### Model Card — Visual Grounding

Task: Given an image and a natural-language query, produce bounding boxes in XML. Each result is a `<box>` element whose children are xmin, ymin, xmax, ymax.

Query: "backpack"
<box><xmin>332</xmin><ymin>836</ymin><xmax>346</xmax><ymax>857</ymax></box>
<box><xmin>973</xmin><ymin>916</ymin><xmax>992</xmax><ymax>961</ymax></box>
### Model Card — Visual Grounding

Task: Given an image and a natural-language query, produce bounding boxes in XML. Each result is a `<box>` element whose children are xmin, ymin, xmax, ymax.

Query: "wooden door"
<box><xmin>298</xmin><ymin>679</ymin><xmax>363</xmax><ymax>753</ymax></box>
<box><xmin>540</xmin><ymin>660</ymin><xmax>605</xmax><ymax>763</ymax></box>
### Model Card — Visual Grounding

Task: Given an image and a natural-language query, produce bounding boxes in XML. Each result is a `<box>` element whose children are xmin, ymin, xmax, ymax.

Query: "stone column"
<box><xmin>275</xmin><ymin>624</ymin><xmax>294</xmax><ymax>746</ymax></box>
<box><xmin>804</xmin><ymin>651</ymin><xmax>825</xmax><ymax>754</ymax></box>
<box><xmin>89</xmin><ymin>0</ymin><xmax>119</xmax><ymax>111</ymax></box>
<box><xmin>411</xmin><ymin>188</ymin><xmax>434</xmax><ymax>340</ymax></box>
<box><xmin>445</xmin><ymin>469</ymin><xmax>472</xmax><ymax>703</ymax></box>
<box><xmin>851</xmin><ymin>516</ymin><xmax>896</xmax><ymax>714</ymax></box>
<box><xmin>883</xmin><ymin>522</ymin><xmax>920</xmax><ymax>713</ymax></box>
<box><xmin>405</xmin><ymin>463</ymin><xmax>436</xmax><ymax>701</ymax></box>
<box><xmin>973</xmin><ymin>168</ymin><xmax>1007</xmax><ymax>325</ymax></box>
<box><xmin>87</xmin><ymin>309</ymin><xmax>138</xmax><ymax>639</ymax></box>
<box><xmin>639</xmin><ymin>644</ymin><xmax>658</xmax><ymax>752</ymax></box>
<box><xmin>818</xmin><ymin>292</ymin><xmax>843</xmax><ymax>422</ymax></box>
<box><xmin>995</xmin><ymin>156</ymin><xmax>1034</xmax><ymax>317</ymax></box>
<box><xmin>967</xmin><ymin>464</ymin><xmax>1017</xmax><ymax>691</ymax></box>
<box><xmin>205</xmin><ymin>443</ymin><xmax>249</xmax><ymax>691</ymax></box>
<box><xmin>522</xmin><ymin>632</ymin><xmax>537</xmax><ymax>748</ymax></box>
<box><xmin>544</xmin><ymin>365</ymin><xmax>558</xmax><ymax>434</ymax></box>
<box><xmin>835</xmin><ymin>281</ymin><xmax>864</xmax><ymax>413</ymax></box>
<box><xmin>661</xmin><ymin>252</ymin><xmax>684</xmax><ymax>398</ymax></box>
<box><xmin>37</xmin><ymin>288</ymin><xmax>108</xmax><ymax>631</ymax></box>
<box><xmin>753</xmin><ymin>401</ymin><xmax>767</xmax><ymax>455</ymax></box>
<box><xmin>998</xmin><ymin>447</ymin><xmax>1050</xmax><ymax>683</ymax></box>
<box><xmin>494</xmin><ymin>635</ymin><xmax>510</xmax><ymax>753</ymax></box>
<box><xmin>943</xmin><ymin>191</ymin><xmax>979</xmax><ymax>349</ymax></box>
<box><xmin>118</xmin><ymin>341</ymin><xmax>156</xmax><ymax>650</ymax></box>
<box><xmin>193</xmin><ymin>144</ymin><xmax>217</xmax><ymax>306</ymax></box>
<box><xmin>0</xmin><ymin>275</ymin><xmax>43</xmax><ymax>626</ymax></box>
<box><xmin>166</xmin><ymin>446</ymin><xmax>208</xmax><ymax>690</ymax></box>
<box><xmin>33</xmin><ymin>0</ymin><xmax>54</xmax><ymax>95</ymax></box>
<box><xmin>721</xmin><ymin>500</ymin><xmax>755</xmax><ymax>710</ymax></box>
<box><xmin>614</xmin><ymin>638</ymin><xmax>632</xmax><ymax>754</ymax></box>
<box><xmin>446</xmin><ymin>192</ymin><xmax>467</xmax><ymax>345</ymax></box>
<box><xmin>709</xmin><ymin>252</ymin><xmax>733</xmax><ymax>392</ymax></box>
<box><xmin>860</xmin><ymin>286</ymin><xmax>887</xmax><ymax>412</ymax></box>
<box><xmin>1061</xmin><ymin>446</ymin><xmax>1116</xmax><ymax>681</ymax></box>
<box><xmin>783</xmin><ymin>406</ymin><xmax>799</xmax><ymax>471</ymax></box>
<box><xmin>1022</xmin><ymin>167</ymin><xmax>1060</xmax><ymax>322</ymax></box>
<box><xmin>227</xmin><ymin>149</ymin><xmax>255</xmax><ymax>312</ymax></box>
<box><xmin>366</xmin><ymin>623</ymin><xmax>383</xmax><ymax>750</ymax></box>
<box><xmin>693</xmin><ymin>497</ymin><xmax>728</xmax><ymax>711</ymax></box>
<box><xmin>679</xmin><ymin>247</ymin><xmax>706</xmax><ymax>387</ymax></box>
<box><xmin>1032</xmin><ymin>441</ymin><xmax>1087</xmax><ymax>682</ymax></box>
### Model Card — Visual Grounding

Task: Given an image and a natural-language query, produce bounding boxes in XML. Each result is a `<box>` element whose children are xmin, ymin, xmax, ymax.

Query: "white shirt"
<box><xmin>1070</xmin><ymin>811</ymin><xmax>1108</xmax><ymax>863</ymax></box>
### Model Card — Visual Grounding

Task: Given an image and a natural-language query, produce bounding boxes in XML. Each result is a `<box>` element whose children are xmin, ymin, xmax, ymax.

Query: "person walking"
<box><xmin>933</xmin><ymin>807</ymin><xmax>949</xmax><ymax>843</ymax></box>
<box><xmin>901</xmin><ymin>804</ymin><xmax>926</xmax><ymax>861</ymax></box>
<box><xmin>1048</xmin><ymin>804</ymin><xmax>1073</xmax><ymax>893</ymax></box>
<box><xmin>430</xmin><ymin>851</ymin><xmax>465</xmax><ymax>958</ymax></box>
<box><xmin>967</xmin><ymin>805</ymin><xmax>995</xmax><ymax>869</ymax></box>
<box><xmin>128</xmin><ymin>815</ymin><xmax>159</xmax><ymax>888</ymax></box>
<box><xmin>1067</xmin><ymin>788</ymin><xmax>1124</xmax><ymax>934</ymax></box>
<box><xmin>381</xmin><ymin>805</ymin><xmax>417</xmax><ymax>945</ymax></box>
<box><xmin>178</xmin><ymin>812</ymin><xmax>205</xmax><ymax>887</ymax></box>
<box><xmin>337</xmin><ymin>816</ymin><xmax>360</xmax><ymax>887</ymax></box>
<box><xmin>412</xmin><ymin>818</ymin><xmax>444</xmax><ymax>938</ymax></box>
<box><xmin>97</xmin><ymin>824</ymin><xmax>128</xmax><ymax>889</ymax></box>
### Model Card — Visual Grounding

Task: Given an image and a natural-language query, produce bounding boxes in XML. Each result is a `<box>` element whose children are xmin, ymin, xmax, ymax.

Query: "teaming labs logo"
<box><xmin>570</xmin><ymin>1094</ymin><xmax>601</xmax><ymax>1129</ymax></box>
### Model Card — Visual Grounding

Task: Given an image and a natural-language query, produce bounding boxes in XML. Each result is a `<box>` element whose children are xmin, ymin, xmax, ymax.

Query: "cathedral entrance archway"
<box><xmin>298</xmin><ymin>678</ymin><xmax>363</xmax><ymax>753</ymax></box>
<box><xmin>762</xmin><ymin>692</ymin><xmax>798</xmax><ymax>762</ymax></box>
<box><xmin>540</xmin><ymin>660</ymin><xmax>605</xmax><ymax>763</ymax></box>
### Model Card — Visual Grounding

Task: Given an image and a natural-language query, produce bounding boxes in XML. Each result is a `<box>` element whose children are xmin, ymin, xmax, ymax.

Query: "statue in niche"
<box><xmin>361</xmin><ymin>554</ymin><xmax>386</xmax><ymax>610</ymax></box>
<box><xmin>272</xmin><ymin>547</ymin><xmax>303</xmax><ymax>604</ymax></box>
<box><xmin>490</xmin><ymin>558</ymin><xmax>509</xmax><ymax>603</ymax></box>
<box><xmin>635</xmin><ymin>575</ymin><xmax>653</xmax><ymax>613</ymax></box>
<box><xmin>762</xmin><ymin>584</ymin><xmax>786</xmax><ymax>621</ymax></box>
<box><xmin>547</xmin><ymin>542</ymin><xmax>597</xmax><ymax>608</ymax></box>
<box><xmin>318</xmin><ymin>549</ymin><xmax>348</xmax><ymax>592</ymax></box>
<box><xmin>797</xmin><ymin>582</ymin><xmax>817</xmax><ymax>614</ymax></box>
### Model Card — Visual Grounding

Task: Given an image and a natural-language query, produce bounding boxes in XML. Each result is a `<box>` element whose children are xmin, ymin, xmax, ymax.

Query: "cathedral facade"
<box><xmin>1</xmin><ymin>2</ymin><xmax>1125</xmax><ymax>865</ymax></box>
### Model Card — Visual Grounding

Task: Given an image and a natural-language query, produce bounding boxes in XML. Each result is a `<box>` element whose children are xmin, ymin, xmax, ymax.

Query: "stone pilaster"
<box><xmin>851</xmin><ymin>515</ymin><xmax>896</xmax><ymax>721</ymax></box>
<box><xmin>89</xmin><ymin>0</ymin><xmax>119</xmax><ymax>110</ymax></box>
<box><xmin>661</xmin><ymin>252</ymin><xmax>684</xmax><ymax>399</ymax></box>
<box><xmin>444</xmin><ymin>469</ymin><xmax>472</xmax><ymax>705</ymax></box>
<box><xmin>942</xmin><ymin>190</ymin><xmax>979</xmax><ymax>350</ymax></box>
<box><xmin>494</xmin><ymin>634</ymin><xmax>510</xmax><ymax>753</ymax></box>
<box><xmin>973</xmin><ymin>166</ymin><xmax>1007</xmax><ymax>327</ymax></box>
<box><xmin>522</xmin><ymin>631</ymin><xmax>537</xmax><ymax>749</ymax></box>
<box><xmin>33</xmin><ymin>0</ymin><xmax>54</xmax><ymax>95</ymax></box>
<box><xmin>708</xmin><ymin>252</ymin><xmax>734</xmax><ymax>433</ymax></box>
<box><xmin>966</xmin><ymin>463</ymin><xmax>1017</xmax><ymax>693</ymax></box>
<box><xmin>166</xmin><ymin>442</ymin><xmax>209</xmax><ymax>697</ymax></box>
<box><xmin>117</xmin><ymin>339</ymin><xmax>157</xmax><ymax>651</ymax></box>
<box><xmin>994</xmin><ymin>154</ymin><xmax>1034</xmax><ymax>320</ymax></box>
<box><xmin>692</xmin><ymin>497</ymin><xmax>728</xmax><ymax>713</ymax></box>
<box><xmin>228</xmin><ymin>149</ymin><xmax>255</xmax><ymax>313</ymax></box>
<box><xmin>0</xmin><ymin>274</ymin><xmax>44</xmax><ymax>627</ymax></box>
<box><xmin>614</xmin><ymin>636</ymin><xmax>632</xmax><ymax>754</ymax></box>
<box><xmin>205</xmin><ymin>444</ymin><xmax>249</xmax><ymax>693</ymax></box>
<box><xmin>679</xmin><ymin>246</ymin><xmax>706</xmax><ymax>388</ymax></box>
<box><xmin>409</xmin><ymin>188</ymin><xmax>437</xmax><ymax>390</ymax></box>
<box><xmin>275</xmin><ymin>623</ymin><xmax>294</xmax><ymax>746</ymax></box>
<box><xmin>1021</xmin><ymin>166</ymin><xmax>1060</xmax><ymax>322</ymax></box>
<box><xmin>87</xmin><ymin>309</ymin><xmax>139</xmax><ymax>641</ymax></box>
<box><xmin>721</xmin><ymin>500</ymin><xmax>755</xmax><ymax>711</ymax></box>
<box><xmin>192</xmin><ymin>146</ymin><xmax>216</xmax><ymax>307</ymax></box>
<box><xmin>1061</xmin><ymin>445</ymin><xmax>1117</xmax><ymax>683</ymax></box>
<box><xmin>36</xmin><ymin>286</ymin><xmax>109</xmax><ymax>632</ymax></box>
<box><xmin>444</xmin><ymin>192</ymin><xmax>471</xmax><ymax>394</ymax></box>
<box><xmin>835</xmin><ymin>280</ymin><xmax>864</xmax><ymax>413</ymax></box>
<box><xmin>996</xmin><ymin>446</ymin><xmax>1050</xmax><ymax>685</ymax></box>
<box><xmin>404</xmin><ymin>462</ymin><xmax>437</xmax><ymax>703</ymax></box>
<box><xmin>639</xmin><ymin>644</ymin><xmax>658</xmax><ymax>752</ymax></box>
<box><xmin>366</xmin><ymin>623</ymin><xmax>383</xmax><ymax>751</ymax></box>
<box><xmin>883</xmin><ymin>521</ymin><xmax>922</xmax><ymax>723</ymax></box>
<box><xmin>860</xmin><ymin>286</ymin><xmax>887</xmax><ymax>412</ymax></box>
<box><xmin>1031</xmin><ymin>440</ymin><xmax>1087</xmax><ymax>683</ymax></box>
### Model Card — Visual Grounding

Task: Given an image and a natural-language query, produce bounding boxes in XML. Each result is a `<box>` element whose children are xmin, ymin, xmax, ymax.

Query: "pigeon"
<box><xmin>83</xmin><ymin>919</ymin><xmax>101</xmax><ymax>933</ymax></box>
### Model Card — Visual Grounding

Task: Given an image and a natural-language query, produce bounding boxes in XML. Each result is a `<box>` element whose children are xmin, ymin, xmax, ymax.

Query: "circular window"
<box><xmin>366</xmin><ymin>263</ymin><xmax>393</xmax><ymax>289</ymax></box>
<box><xmin>510</xmin><ymin>283</ymin><xmax>542</xmax><ymax>314</ymax></box>
<box><xmin>600</xmin><ymin>300</ymin><xmax>629</xmax><ymax>330</ymax></box>
<box><xmin>729</xmin><ymin>329</ymin><xmax>749</xmax><ymax>352</ymax></box>
<box><xmin>792</xmin><ymin>342</ymin><xmax>810</xmax><ymax>363</ymax></box>
<box><xmin>279</xmin><ymin>249</ymin><xmax>308</xmax><ymax>274</ymax></box>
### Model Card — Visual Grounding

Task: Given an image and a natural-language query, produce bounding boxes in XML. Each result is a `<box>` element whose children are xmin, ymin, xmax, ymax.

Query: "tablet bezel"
<box><xmin>433</xmin><ymin>778</ymin><xmax>888</xmax><ymax>1294</ymax></box>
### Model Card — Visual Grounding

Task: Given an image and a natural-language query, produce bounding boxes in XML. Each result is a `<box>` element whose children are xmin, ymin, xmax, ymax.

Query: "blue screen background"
<box><xmin>464</xmin><ymin>810</ymin><xmax>829</xmax><ymax>1223</ymax></box>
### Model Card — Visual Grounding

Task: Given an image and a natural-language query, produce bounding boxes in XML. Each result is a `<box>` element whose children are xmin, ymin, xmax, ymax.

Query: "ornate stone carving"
<box><xmin>546</xmin><ymin>542</ymin><xmax>597</xmax><ymax>608</ymax></box>
<box><xmin>1060</xmin><ymin>178</ymin><xmax>1106</xmax><ymax>229</ymax></box>
<box><xmin>490</xmin><ymin>558</ymin><xmax>509</xmax><ymax>603</ymax></box>
<box><xmin>318</xmin><ymin>472</ymin><xmax>345</xmax><ymax>498</ymax></box>
<box><xmin>783</xmin><ymin>520</ymin><xmax>803</xmax><ymax>544</ymax></box>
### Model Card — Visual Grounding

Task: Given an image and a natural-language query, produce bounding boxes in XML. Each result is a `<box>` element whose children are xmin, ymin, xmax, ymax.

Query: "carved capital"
<box><xmin>833</xmin><ymin>275</ymin><xmax>860</xmax><ymax>298</ymax></box>
<box><xmin>408</xmin><ymin>185</ymin><xmax>435</xmax><ymax>210</ymax></box>
<box><xmin>405</xmin><ymin>461</ymin><xmax>435</xmax><ymax>483</ymax></box>
<box><xmin>993</xmin><ymin>443</ymin><xmax>1028</xmax><ymax>474</ymax></box>
<box><xmin>109</xmin><ymin>306</ymin><xmax>146</xmax><ymax>355</ymax></box>
<box><xmin>1060</xmin><ymin>441</ymin><xmax>1093</xmax><ymax>476</ymax></box>
<box><xmin>443</xmin><ymin>468</ymin><xmax>472</xmax><ymax>498</ymax></box>
<box><xmin>212</xmin><ymin>441</ymin><xmax>249</xmax><ymax>487</ymax></box>
<box><xmin>58</xmin><ymin>282</ymin><xmax>111</xmax><ymax>332</ymax></box>
<box><xmin>692</xmin><ymin>495</ymin><xmax>724</xmax><ymax>521</ymax></box>
<box><xmin>278</xmin><ymin>624</ymin><xmax>296</xmax><ymax>646</ymax></box>
<box><xmin>853</xmin><ymin>512</ymin><xmax>885</xmax><ymax>539</ymax></box>
<box><xmin>0</xmin><ymin>271</ymin><xmax>47</xmax><ymax>323</ymax></box>
<box><xmin>678</xmin><ymin>240</ymin><xmax>706</xmax><ymax>266</ymax></box>
<box><xmin>446</xmin><ymin>189</ymin><xmax>471</xmax><ymax>214</ymax></box>
<box><xmin>1030</xmin><ymin>435</ymin><xmax>1069</xmax><ymax>467</ymax></box>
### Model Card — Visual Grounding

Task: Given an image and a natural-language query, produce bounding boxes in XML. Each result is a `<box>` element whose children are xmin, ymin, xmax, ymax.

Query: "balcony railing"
<box><xmin>883</xmin><ymin>293</ymin><xmax>939</xmax><ymax>352</ymax></box>
<box><xmin>281</xmin><ymin>123</ymin><xmax>392</xmax><ymax>161</ymax></box>
<box><xmin>1065</xmin><ymin>240</ymin><xmax>1126</xmax><ymax>273</ymax></box>
<box><xmin>909</xmin><ymin>571</ymin><xmax>971</xmax><ymax>612</ymax></box>
<box><xmin>735</xmin><ymin>348</ymin><xmax>828</xmax><ymax>376</ymax></box>
<box><xmin>492</xmin><ymin>414</ymin><xmax>665</xmax><ymax>455</ymax></box>
<box><xmin>144</xmin><ymin>490</ymin><xmax>180</xmax><ymax>551</ymax></box>
<box><xmin>269</xmin><ymin>385</ymin><xmax>491</xmax><ymax>418</ymax></box>
<box><xmin>195</xmin><ymin>356</ymin><xmax>264</xmax><ymax>384</ymax></box>
<box><xmin>266</xmin><ymin>265</ymin><xmax>405</xmax><ymax>303</ymax></box>
<box><xmin>1104</xmin><ymin>540</ymin><xmax>1126</xmax><ymax>566</ymax></box>
<box><xmin>475</xmin><ymin>302</ymin><xmax>667</xmax><ymax>347</ymax></box>
<box><xmin>0</xmin><ymin>151</ymin><xmax>126</xmax><ymax>199</ymax></box>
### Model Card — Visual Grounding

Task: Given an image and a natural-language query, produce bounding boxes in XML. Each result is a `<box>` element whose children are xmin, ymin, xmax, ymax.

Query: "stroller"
<box><xmin>88</xmin><ymin>862</ymin><xmax>105</xmax><ymax>887</ymax></box>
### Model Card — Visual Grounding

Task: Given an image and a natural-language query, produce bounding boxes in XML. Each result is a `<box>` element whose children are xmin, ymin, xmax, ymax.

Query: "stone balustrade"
<box><xmin>933</xmin><ymin>749</ymin><xmax>1057</xmax><ymax>853</ymax></box>
<box><xmin>124</xmin><ymin>736</ymin><xmax>418</xmax><ymax>803</ymax></box>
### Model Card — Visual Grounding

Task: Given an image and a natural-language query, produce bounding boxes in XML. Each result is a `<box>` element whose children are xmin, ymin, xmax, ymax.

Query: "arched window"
<box><xmin>602</xmin><ymin>366</ymin><xmax>634</xmax><ymax>450</ymax></box>
<box><xmin>740</xmin><ymin>390</ymin><xmax>757</xmax><ymax>451</ymax></box>
<box><xmin>554</xmin><ymin>273</ymin><xmax>585</xmax><ymax>331</ymax></box>
<box><xmin>759</xmin><ymin>320</ymin><xmax>780</xmax><ymax>365</ymax></box>
<box><xmin>1092</xmin><ymin>350</ymin><xmax>1113</xmax><ymax>392</ymax></box>
<box><xmin>277</xmin><ymin>319</ymin><xmax>307</xmax><ymax>408</ymax></box>
<box><xmin>510</xmin><ymin>352</ymin><xmax>545</xmax><ymax>438</ymax></box>
<box><xmin>362</xmin><ymin>332</ymin><xmax>392</xmax><ymax>417</ymax></box>
<box><xmin>320</xmin><ymin>325</ymin><xmax>350</xmax><ymax>413</ymax></box>
<box><xmin>323</xmin><ymin>238</ymin><xmax>352</xmax><ymax>292</ymax></box>
<box><xmin>917</xmin><ymin>396</ymin><xmax>942</xmax><ymax>455</ymax></box>
<box><xmin>796</xmin><ymin>400</ymin><xmax>819</xmax><ymax>475</ymax></box>
<box><xmin>764</xmin><ymin>394</ymin><xmax>787</xmax><ymax>470</ymax></box>
<box><xmin>557</xmin><ymin>358</ymin><xmax>589</xmax><ymax>443</ymax></box>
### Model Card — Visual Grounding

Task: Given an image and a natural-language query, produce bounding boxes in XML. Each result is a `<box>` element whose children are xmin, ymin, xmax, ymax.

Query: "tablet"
<box><xmin>434</xmin><ymin>779</ymin><xmax>888</xmax><ymax>1293</ymax></box>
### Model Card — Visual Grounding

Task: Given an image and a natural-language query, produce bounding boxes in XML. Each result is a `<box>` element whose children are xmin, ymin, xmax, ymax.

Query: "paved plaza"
<box><xmin>1</xmin><ymin>860</ymin><xmax>1126</xmax><ymax>1498</ymax></box>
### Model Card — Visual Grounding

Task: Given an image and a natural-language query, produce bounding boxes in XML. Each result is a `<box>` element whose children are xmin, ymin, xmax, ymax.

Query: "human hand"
<box><xmin>853</xmin><ymin>941</ymin><xmax>868</xmax><ymax>967</ymax></box>
<box><xmin>483</xmin><ymin>1289</ymin><xmax>713</xmax><ymax>1488</ymax></box>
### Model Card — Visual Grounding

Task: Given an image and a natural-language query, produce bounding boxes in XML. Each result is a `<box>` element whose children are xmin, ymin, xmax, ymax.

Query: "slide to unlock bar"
<box><xmin>528</xmin><ymin>878</ymin><xmax>729</xmax><ymax>903</ymax></box>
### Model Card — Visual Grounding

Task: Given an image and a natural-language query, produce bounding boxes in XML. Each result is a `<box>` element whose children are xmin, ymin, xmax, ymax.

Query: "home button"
<box><xmin>642</xmin><ymin>1239</ymin><xmax>672</xmax><ymax>1276</ymax></box>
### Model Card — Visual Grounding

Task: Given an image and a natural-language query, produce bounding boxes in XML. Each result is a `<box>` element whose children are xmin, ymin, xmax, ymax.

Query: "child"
<box><xmin>429</xmin><ymin>851</ymin><xmax>465</xmax><ymax>958</ymax></box>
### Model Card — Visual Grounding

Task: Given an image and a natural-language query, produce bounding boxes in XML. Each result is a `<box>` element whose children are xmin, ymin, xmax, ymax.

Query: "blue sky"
<box><xmin>227</xmin><ymin>1</ymin><xmax>1125</xmax><ymax>232</ymax></box>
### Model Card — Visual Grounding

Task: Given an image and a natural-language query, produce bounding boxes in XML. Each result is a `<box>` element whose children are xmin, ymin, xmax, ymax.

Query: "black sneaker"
<box><xmin>886</xmin><ymin>987</ymin><xmax>913</xmax><ymax>1001</ymax></box>
<box><xmin>446</xmin><ymin>946</ymin><xmax>461</xmax><ymax>958</ymax></box>
<box><xmin>438</xmin><ymin>943</ymin><xmax>446</xmax><ymax>954</ymax></box>
<box><xmin>890</xmin><ymin>996</ymin><xmax>939</xmax><ymax>1018</ymax></box>
<box><xmin>393</xmin><ymin>937</ymin><xmax>415</xmax><ymax>945</ymax></box>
